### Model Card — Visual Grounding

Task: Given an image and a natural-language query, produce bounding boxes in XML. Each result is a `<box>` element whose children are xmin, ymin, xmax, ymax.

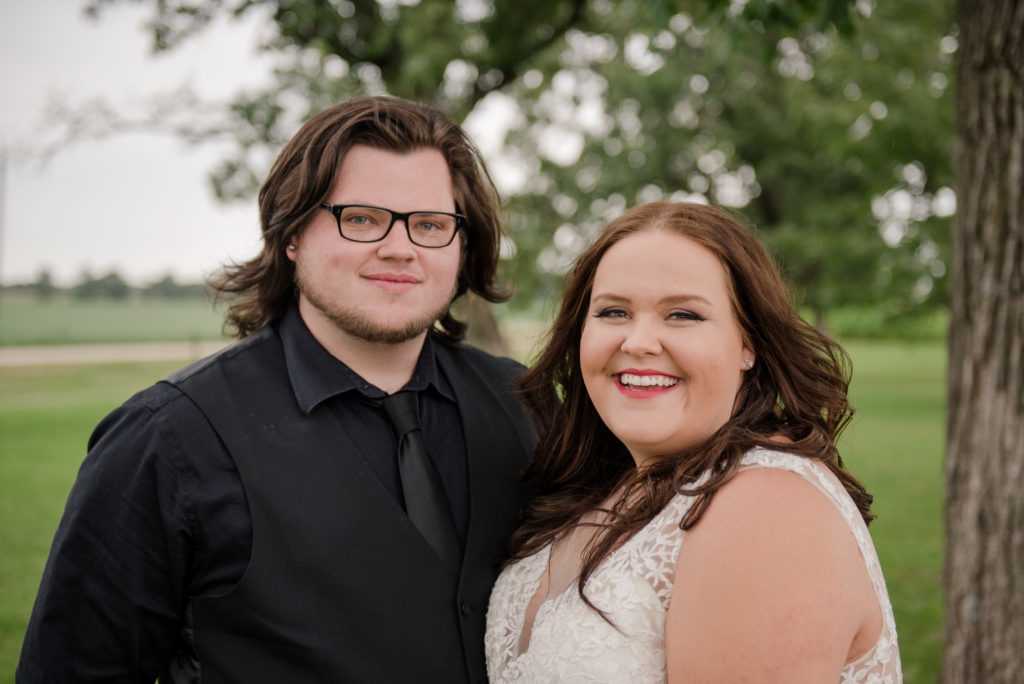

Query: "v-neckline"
<box><xmin>513</xmin><ymin>512</ymin><xmax>613</xmax><ymax>657</ymax></box>
<box><xmin>509</xmin><ymin>489</ymin><xmax>693</xmax><ymax>660</ymax></box>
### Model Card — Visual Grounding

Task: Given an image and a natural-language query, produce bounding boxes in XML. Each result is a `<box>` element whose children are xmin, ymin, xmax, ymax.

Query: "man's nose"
<box><xmin>377</xmin><ymin>217</ymin><xmax>417</xmax><ymax>253</ymax></box>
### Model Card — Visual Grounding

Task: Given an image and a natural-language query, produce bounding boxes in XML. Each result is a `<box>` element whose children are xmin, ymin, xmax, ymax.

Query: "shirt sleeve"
<box><xmin>16</xmin><ymin>382</ymin><xmax>243</xmax><ymax>683</ymax></box>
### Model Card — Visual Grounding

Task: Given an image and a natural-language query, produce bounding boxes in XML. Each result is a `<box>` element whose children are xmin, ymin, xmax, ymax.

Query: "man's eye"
<box><xmin>342</xmin><ymin>208</ymin><xmax>387</xmax><ymax>226</ymax></box>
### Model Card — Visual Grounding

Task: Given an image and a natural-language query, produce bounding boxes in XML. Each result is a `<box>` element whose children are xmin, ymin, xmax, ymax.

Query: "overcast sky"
<box><xmin>0</xmin><ymin>0</ymin><xmax>531</xmax><ymax>289</ymax></box>
<box><xmin>0</xmin><ymin>0</ymin><xmax>277</xmax><ymax>286</ymax></box>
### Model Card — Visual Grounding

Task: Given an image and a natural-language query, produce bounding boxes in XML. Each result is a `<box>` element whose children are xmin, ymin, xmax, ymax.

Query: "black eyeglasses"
<box><xmin>320</xmin><ymin>203</ymin><xmax>465</xmax><ymax>248</ymax></box>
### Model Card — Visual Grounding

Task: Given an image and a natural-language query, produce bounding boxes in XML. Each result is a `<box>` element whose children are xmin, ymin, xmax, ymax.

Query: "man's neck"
<box><xmin>298</xmin><ymin>308</ymin><xmax>427</xmax><ymax>395</ymax></box>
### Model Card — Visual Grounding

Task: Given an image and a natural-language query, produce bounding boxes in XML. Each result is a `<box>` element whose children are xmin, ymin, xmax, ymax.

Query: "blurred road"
<box><xmin>0</xmin><ymin>341</ymin><xmax>229</xmax><ymax>366</ymax></box>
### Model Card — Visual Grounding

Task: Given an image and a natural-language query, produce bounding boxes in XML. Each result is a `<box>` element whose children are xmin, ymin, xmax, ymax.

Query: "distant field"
<box><xmin>0</xmin><ymin>337</ymin><xmax>945</xmax><ymax>681</ymax></box>
<box><xmin>0</xmin><ymin>293</ymin><xmax>227</xmax><ymax>346</ymax></box>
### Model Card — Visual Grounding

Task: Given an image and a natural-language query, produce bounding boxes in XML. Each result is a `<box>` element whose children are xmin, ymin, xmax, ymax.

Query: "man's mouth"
<box><xmin>367</xmin><ymin>273</ymin><xmax>418</xmax><ymax>283</ymax></box>
<box><xmin>364</xmin><ymin>272</ymin><xmax>420</xmax><ymax>293</ymax></box>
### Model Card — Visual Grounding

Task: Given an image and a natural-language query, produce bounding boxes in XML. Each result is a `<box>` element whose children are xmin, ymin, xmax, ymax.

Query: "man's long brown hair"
<box><xmin>210</xmin><ymin>96</ymin><xmax>507</xmax><ymax>341</ymax></box>
<box><xmin>509</xmin><ymin>201</ymin><xmax>873</xmax><ymax>612</ymax></box>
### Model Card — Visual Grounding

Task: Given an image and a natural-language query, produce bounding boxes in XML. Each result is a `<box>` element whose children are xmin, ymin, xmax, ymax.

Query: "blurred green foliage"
<box><xmin>81</xmin><ymin>0</ymin><xmax>955</xmax><ymax>325</ymax></box>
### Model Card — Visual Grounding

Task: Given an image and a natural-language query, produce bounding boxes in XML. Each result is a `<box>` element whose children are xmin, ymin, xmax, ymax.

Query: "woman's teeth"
<box><xmin>618</xmin><ymin>373</ymin><xmax>678</xmax><ymax>389</ymax></box>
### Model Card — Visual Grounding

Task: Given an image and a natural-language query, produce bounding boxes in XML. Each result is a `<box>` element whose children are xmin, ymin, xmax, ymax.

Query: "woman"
<box><xmin>485</xmin><ymin>202</ymin><xmax>900</xmax><ymax>682</ymax></box>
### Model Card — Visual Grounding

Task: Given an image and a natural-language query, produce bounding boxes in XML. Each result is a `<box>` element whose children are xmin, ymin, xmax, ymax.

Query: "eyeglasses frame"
<box><xmin>319</xmin><ymin>202</ymin><xmax>465</xmax><ymax>248</ymax></box>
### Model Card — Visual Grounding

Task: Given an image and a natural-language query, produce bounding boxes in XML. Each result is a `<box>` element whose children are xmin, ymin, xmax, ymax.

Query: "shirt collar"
<box><xmin>278</xmin><ymin>301</ymin><xmax>453</xmax><ymax>414</ymax></box>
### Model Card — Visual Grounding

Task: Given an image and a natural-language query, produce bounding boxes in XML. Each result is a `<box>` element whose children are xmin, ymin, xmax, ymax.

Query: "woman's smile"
<box><xmin>615</xmin><ymin>370</ymin><xmax>680</xmax><ymax>394</ymax></box>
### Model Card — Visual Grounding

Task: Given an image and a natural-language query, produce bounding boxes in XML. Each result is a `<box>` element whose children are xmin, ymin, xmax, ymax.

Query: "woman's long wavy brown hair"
<box><xmin>509</xmin><ymin>201</ymin><xmax>873</xmax><ymax>614</ymax></box>
<box><xmin>209</xmin><ymin>95</ymin><xmax>507</xmax><ymax>342</ymax></box>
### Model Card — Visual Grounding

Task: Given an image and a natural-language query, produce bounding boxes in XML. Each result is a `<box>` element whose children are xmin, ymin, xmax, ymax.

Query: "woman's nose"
<box><xmin>619</xmin><ymin>318</ymin><xmax>663</xmax><ymax>356</ymax></box>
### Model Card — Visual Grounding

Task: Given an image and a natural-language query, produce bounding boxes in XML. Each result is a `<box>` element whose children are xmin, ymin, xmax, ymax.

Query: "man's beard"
<box><xmin>296</xmin><ymin>270</ymin><xmax>455</xmax><ymax>345</ymax></box>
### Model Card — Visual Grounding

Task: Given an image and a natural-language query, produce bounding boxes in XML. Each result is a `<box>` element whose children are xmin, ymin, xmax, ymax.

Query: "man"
<box><xmin>18</xmin><ymin>96</ymin><xmax>535</xmax><ymax>683</ymax></box>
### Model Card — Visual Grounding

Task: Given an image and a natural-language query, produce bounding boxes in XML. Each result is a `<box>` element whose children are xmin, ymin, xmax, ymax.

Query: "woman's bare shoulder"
<box><xmin>664</xmin><ymin>464</ymin><xmax>868</xmax><ymax>682</ymax></box>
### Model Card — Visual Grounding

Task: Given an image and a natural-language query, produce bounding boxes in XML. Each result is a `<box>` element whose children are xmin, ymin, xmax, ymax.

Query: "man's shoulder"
<box><xmin>88</xmin><ymin>330</ymin><xmax>285</xmax><ymax>448</ymax></box>
<box><xmin>113</xmin><ymin>379</ymin><xmax>190</xmax><ymax>417</ymax></box>
<box><xmin>89</xmin><ymin>378</ymin><xmax>211</xmax><ymax>453</ymax></box>
<box><xmin>167</xmin><ymin>325</ymin><xmax>281</xmax><ymax>386</ymax></box>
<box><xmin>98</xmin><ymin>326</ymin><xmax>282</xmax><ymax>431</ymax></box>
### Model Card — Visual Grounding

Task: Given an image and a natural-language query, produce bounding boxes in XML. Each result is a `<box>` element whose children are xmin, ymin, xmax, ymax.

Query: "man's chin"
<box><xmin>348</xmin><ymin>322</ymin><xmax>433</xmax><ymax>345</ymax></box>
<box><xmin>329</xmin><ymin>310</ymin><xmax>442</xmax><ymax>345</ymax></box>
<box><xmin>297</xmin><ymin>286</ymin><xmax>449</xmax><ymax>346</ymax></box>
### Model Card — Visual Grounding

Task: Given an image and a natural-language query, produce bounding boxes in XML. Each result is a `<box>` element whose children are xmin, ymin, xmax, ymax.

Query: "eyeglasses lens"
<box><xmin>338</xmin><ymin>206</ymin><xmax>457</xmax><ymax>247</ymax></box>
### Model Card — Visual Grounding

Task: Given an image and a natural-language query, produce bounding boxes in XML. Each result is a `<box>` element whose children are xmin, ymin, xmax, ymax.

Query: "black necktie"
<box><xmin>381</xmin><ymin>390</ymin><xmax>461</xmax><ymax>567</ymax></box>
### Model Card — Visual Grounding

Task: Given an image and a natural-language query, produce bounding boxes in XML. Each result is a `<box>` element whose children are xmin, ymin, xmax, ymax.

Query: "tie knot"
<box><xmin>381</xmin><ymin>390</ymin><xmax>421</xmax><ymax>437</ymax></box>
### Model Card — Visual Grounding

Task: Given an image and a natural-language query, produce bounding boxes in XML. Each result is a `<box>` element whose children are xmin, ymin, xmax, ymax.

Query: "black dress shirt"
<box><xmin>17</xmin><ymin>303</ymin><xmax>469</xmax><ymax>682</ymax></box>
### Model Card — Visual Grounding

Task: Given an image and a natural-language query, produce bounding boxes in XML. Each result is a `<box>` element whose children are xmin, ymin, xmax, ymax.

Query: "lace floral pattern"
<box><xmin>484</xmin><ymin>448</ymin><xmax>902</xmax><ymax>683</ymax></box>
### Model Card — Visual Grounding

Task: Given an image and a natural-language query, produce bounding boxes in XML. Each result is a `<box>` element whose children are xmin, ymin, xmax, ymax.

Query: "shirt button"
<box><xmin>460</xmin><ymin>601</ymin><xmax>471</xmax><ymax>616</ymax></box>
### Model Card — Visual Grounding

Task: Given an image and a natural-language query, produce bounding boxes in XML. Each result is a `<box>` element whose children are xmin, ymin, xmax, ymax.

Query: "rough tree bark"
<box><xmin>943</xmin><ymin>1</ymin><xmax>1024</xmax><ymax>682</ymax></box>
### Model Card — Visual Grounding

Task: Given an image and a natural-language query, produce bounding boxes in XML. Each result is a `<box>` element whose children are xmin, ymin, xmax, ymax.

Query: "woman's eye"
<box><xmin>669</xmin><ymin>310</ymin><xmax>704</xmax><ymax>322</ymax></box>
<box><xmin>593</xmin><ymin>308</ymin><xmax>628</xmax><ymax>319</ymax></box>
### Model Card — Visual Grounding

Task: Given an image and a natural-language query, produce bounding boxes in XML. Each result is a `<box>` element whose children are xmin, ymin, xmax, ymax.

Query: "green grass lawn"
<box><xmin>0</xmin><ymin>360</ymin><xmax>187</xmax><ymax>675</ymax></box>
<box><xmin>840</xmin><ymin>340</ymin><xmax>945</xmax><ymax>683</ymax></box>
<box><xmin>0</xmin><ymin>341</ymin><xmax>945</xmax><ymax>680</ymax></box>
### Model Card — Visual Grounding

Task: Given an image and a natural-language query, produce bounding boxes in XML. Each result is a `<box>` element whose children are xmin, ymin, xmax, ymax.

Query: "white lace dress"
<box><xmin>484</xmin><ymin>447</ymin><xmax>901</xmax><ymax>683</ymax></box>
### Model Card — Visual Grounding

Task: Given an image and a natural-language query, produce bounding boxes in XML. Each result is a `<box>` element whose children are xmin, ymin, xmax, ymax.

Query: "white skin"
<box><xmin>578</xmin><ymin>228</ymin><xmax>882</xmax><ymax>682</ymax></box>
<box><xmin>286</xmin><ymin>145</ymin><xmax>462</xmax><ymax>393</ymax></box>
<box><xmin>580</xmin><ymin>229</ymin><xmax>753</xmax><ymax>466</ymax></box>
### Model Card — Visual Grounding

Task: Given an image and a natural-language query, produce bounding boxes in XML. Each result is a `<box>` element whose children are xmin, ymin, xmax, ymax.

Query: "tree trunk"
<box><xmin>460</xmin><ymin>293</ymin><xmax>511</xmax><ymax>358</ymax></box>
<box><xmin>943</xmin><ymin>2</ymin><xmax>1024</xmax><ymax>682</ymax></box>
